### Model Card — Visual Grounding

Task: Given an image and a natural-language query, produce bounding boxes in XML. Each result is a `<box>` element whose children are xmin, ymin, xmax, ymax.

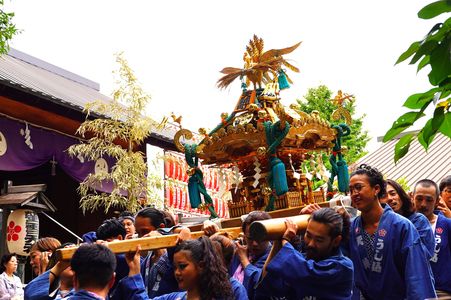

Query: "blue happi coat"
<box><xmin>229</xmin><ymin>245</ymin><xmax>271</xmax><ymax>300</ymax></box>
<box><xmin>24</xmin><ymin>270</ymin><xmax>74</xmax><ymax>300</ymax></box>
<box><xmin>230</xmin><ymin>277</ymin><xmax>249</xmax><ymax>300</ymax></box>
<box><xmin>139</xmin><ymin>251</ymin><xmax>179</xmax><ymax>298</ymax></box>
<box><xmin>116</xmin><ymin>273</ymin><xmax>245</xmax><ymax>300</ymax></box>
<box><xmin>65</xmin><ymin>290</ymin><xmax>105</xmax><ymax>299</ymax></box>
<box><xmin>350</xmin><ymin>205</ymin><xmax>436</xmax><ymax>300</ymax></box>
<box><xmin>408</xmin><ymin>212</ymin><xmax>435</xmax><ymax>259</ymax></box>
<box><xmin>430</xmin><ymin>212</ymin><xmax>451</xmax><ymax>293</ymax></box>
<box><xmin>256</xmin><ymin>242</ymin><xmax>353</xmax><ymax>300</ymax></box>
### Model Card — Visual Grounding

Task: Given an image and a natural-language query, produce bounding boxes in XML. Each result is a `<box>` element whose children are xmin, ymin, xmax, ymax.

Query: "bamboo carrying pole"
<box><xmin>188</xmin><ymin>201</ymin><xmax>332</xmax><ymax>232</ymax></box>
<box><xmin>249</xmin><ymin>214</ymin><xmax>311</xmax><ymax>241</ymax></box>
<box><xmin>56</xmin><ymin>227</ymin><xmax>242</xmax><ymax>261</ymax></box>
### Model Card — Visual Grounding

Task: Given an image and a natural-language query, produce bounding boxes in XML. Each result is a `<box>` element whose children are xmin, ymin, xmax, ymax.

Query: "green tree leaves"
<box><xmin>386</xmin><ymin>0</ymin><xmax>450</xmax><ymax>162</ymax></box>
<box><xmin>394</xmin><ymin>133</ymin><xmax>414</xmax><ymax>163</ymax></box>
<box><xmin>418</xmin><ymin>0</ymin><xmax>451</xmax><ymax>19</ymax></box>
<box><xmin>297</xmin><ymin>85</ymin><xmax>369</xmax><ymax>165</ymax></box>
<box><xmin>383</xmin><ymin>112</ymin><xmax>426</xmax><ymax>142</ymax></box>
<box><xmin>0</xmin><ymin>0</ymin><xmax>19</xmax><ymax>55</ymax></box>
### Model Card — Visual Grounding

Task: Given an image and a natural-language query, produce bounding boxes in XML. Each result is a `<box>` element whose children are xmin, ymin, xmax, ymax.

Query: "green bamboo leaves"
<box><xmin>68</xmin><ymin>53</ymin><xmax>158</xmax><ymax>213</ymax></box>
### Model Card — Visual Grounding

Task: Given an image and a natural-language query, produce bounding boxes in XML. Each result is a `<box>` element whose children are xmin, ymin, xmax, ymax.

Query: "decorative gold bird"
<box><xmin>330</xmin><ymin>90</ymin><xmax>354</xmax><ymax>125</ymax></box>
<box><xmin>217</xmin><ymin>35</ymin><xmax>301</xmax><ymax>90</ymax></box>
<box><xmin>171</xmin><ymin>113</ymin><xmax>183</xmax><ymax>128</ymax></box>
<box><xmin>330</xmin><ymin>90</ymin><xmax>354</xmax><ymax>107</ymax></box>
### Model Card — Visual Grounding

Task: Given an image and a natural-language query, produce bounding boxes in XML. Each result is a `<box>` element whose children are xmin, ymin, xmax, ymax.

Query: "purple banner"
<box><xmin>0</xmin><ymin>116</ymin><xmax>115</xmax><ymax>192</ymax></box>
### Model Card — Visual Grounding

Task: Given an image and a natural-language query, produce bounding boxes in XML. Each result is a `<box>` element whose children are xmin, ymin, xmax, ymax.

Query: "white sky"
<box><xmin>4</xmin><ymin>0</ymin><xmax>437</xmax><ymax>151</ymax></box>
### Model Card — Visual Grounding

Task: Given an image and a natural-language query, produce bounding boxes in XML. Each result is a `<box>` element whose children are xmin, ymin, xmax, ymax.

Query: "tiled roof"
<box><xmin>0</xmin><ymin>48</ymin><xmax>111</xmax><ymax>110</ymax></box>
<box><xmin>0</xmin><ymin>48</ymin><xmax>176</xmax><ymax>143</ymax></box>
<box><xmin>354</xmin><ymin>133</ymin><xmax>451</xmax><ymax>188</ymax></box>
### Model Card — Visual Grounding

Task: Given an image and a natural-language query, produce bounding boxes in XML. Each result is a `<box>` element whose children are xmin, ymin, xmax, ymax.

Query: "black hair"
<box><xmin>175</xmin><ymin>236</ymin><xmax>233</xmax><ymax>300</ymax></box>
<box><xmin>136</xmin><ymin>207</ymin><xmax>171</xmax><ymax>228</ymax></box>
<box><xmin>414</xmin><ymin>179</ymin><xmax>440</xmax><ymax>200</ymax></box>
<box><xmin>242</xmin><ymin>210</ymin><xmax>271</xmax><ymax>233</ymax></box>
<box><xmin>439</xmin><ymin>175</ymin><xmax>451</xmax><ymax>193</ymax></box>
<box><xmin>0</xmin><ymin>253</ymin><xmax>16</xmax><ymax>273</ymax></box>
<box><xmin>71</xmin><ymin>244</ymin><xmax>116</xmax><ymax>290</ymax></box>
<box><xmin>350</xmin><ymin>164</ymin><xmax>386</xmax><ymax>198</ymax></box>
<box><xmin>119</xmin><ymin>211</ymin><xmax>134</xmax><ymax>218</ymax></box>
<box><xmin>118</xmin><ymin>211</ymin><xmax>135</xmax><ymax>223</ymax></box>
<box><xmin>310</xmin><ymin>208</ymin><xmax>350</xmax><ymax>243</ymax></box>
<box><xmin>386</xmin><ymin>179</ymin><xmax>414</xmax><ymax>217</ymax></box>
<box><xmin>96</xmin><ymin>218</ymin><xmax>126</xmax><ymax>241</ymax></box>
<box><xmin>161</xmin><ymin>210</ymin><xmax>176</xmax><ymax>227</ymax></box>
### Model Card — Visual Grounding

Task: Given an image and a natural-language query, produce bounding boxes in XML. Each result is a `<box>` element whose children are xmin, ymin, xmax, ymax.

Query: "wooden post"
<box><xmin>249</xmin><ymin>214</ymin><xmax>311</xmax><ymax>241</ymax></box>
<box><xmin>56</xmin><ymin>227</ymin><xmax>242</xmax><ymax>261</ymax></box>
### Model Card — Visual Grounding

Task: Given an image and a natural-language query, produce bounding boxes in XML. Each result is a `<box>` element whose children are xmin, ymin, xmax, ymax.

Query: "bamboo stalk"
<box><xmin>56</xmin><ymin>227</ymin><xmax>242</xmax><ymax>261</ymax></box>
<box><xmin>249</xmin><ymin>214</ymin><xmax>311</xmax><ymax>241</ymax></box>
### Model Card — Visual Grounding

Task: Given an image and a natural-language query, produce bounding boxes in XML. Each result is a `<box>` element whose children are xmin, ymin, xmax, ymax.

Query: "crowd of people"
<box><xmin>0</xmin><ymin>165</ymin><xmax>449</xmax><ymax>299</ymax></box>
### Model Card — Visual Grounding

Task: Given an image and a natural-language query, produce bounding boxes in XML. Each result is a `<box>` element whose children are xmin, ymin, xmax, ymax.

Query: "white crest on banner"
<box><xmin>20</xmin><ymin>122</ymin><xmax>33</xmax><ymax>149</ymax></box>
<box><xmin>94</xmin><ymin>158</ymin><xmax>109</xmax><ymax>174</ymax></box>
<box><xmin>0</xmin><ymin>131</ymin><xmax>7</xmax><ymax>156</ymax></box>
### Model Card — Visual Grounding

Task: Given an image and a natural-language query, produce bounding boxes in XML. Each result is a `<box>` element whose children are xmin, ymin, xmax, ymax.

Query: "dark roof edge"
<box><xmin>7</xmin><ymin>48</ymin><xmax>100</xmax><ymax>91</ymax></box>
<box><xmin>376</xmin><ymin>129</ymin><xmax>421</xmax><ymax>142</ymax></box>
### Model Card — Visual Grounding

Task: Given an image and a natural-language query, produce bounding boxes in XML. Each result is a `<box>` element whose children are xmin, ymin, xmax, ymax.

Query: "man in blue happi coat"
<box><xmin>256</xmin><ymin>208</ymin><xmax>354</xmax><ymax>300</ymax></box>
<box><xmin>414</xmin><ymin>179</ymin><xmax>451</xmax><ymax>298</ymax></box>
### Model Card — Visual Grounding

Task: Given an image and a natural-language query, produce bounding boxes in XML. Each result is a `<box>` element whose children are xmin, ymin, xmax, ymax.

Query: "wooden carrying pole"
<box><xmin>188</xmin><ymin>201</ymin><xmax>332</xmax><ymax>232</ymax></box>
<box><xmin>56</xmin><ymin>227</ymin><xmax>242</xmax><ymax>261</ymax></box>
<box><xmin>249</xmin><ymin>214</ymin><xmax>311</xmax><ymax>241</ymax></box>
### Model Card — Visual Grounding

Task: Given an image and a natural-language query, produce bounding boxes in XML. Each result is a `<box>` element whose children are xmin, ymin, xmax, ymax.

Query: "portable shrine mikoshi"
<box><xmin>173</xmin><ymin>35</ymin><xmax>351</xmax><ymax>219</ymax></box>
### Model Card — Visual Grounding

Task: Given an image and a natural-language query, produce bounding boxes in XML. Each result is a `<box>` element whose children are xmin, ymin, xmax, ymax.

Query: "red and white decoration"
<box><xmin>164</xmin><ymin>152</ymin><xmax>231</xmax><ymax>218</ymax></box>
<box><xmin>6</xmin><ymin>209</ymin><xmax>39</xmax><ymax>256</ymax></box>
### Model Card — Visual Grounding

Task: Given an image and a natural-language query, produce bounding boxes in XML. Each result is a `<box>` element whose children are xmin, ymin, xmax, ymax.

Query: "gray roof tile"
<box><xmin>0</xmin><ymin>48</ymin><xmax>177</xmax><ymax>143</ymax></box>
<box><xmin>355</xmin><ymin>133</ymin><xmax>451</xmax><ymax>188</ymax></box>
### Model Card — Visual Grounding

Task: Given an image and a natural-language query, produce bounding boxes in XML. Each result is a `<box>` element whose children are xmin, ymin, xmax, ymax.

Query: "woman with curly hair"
<box><xmin>119</xmin><ymin>236</ymin><xmax>234</xmax><ymax>300</ymax></box>
<box><xmin>348</xmin><ymin>164</ymin><xmax>436</xmax><ymax>300</ymax></box>
<box><xmin>167</xmin><ymin>236</ymin><xmax>233</xmax><ymax>300</ymax></box>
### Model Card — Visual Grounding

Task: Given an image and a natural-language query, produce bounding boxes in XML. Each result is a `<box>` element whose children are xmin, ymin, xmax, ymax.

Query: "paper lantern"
<box><xmin>7</xmin><ymin>209</ymin><xmax>39</xmax><ymax>256</ymax></box>
<box><xmin>164</xmin><ymin>160</ymin><xmax>171</xmax><ymax>178</ymax></box>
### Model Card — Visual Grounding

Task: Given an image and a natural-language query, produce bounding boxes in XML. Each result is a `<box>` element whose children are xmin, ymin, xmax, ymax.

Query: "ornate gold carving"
<box><xmin>174</xmin><ymin>129</ymin><xmax>193</xmax><ymax>152</ymax></box>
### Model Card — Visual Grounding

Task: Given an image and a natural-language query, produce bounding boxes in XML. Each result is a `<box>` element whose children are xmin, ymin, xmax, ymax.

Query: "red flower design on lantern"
<box><xmin>7</xmin><ymin>221</ymin><xmax>21</xmax><ymax>242</ymax></box>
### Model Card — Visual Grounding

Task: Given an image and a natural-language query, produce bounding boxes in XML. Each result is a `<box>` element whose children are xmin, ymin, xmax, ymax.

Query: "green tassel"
<box><xmin>265</xmin><ymin>194</ymin><xmax>275</xmax><ymax>212</ymax></box>
<box><xmin>337</xmin><ymin>158</ymin><xmax>349</xmax><ymax>193</ymax></box>
<box><xmin>270</xmin><ymin>157</ymin><xmax>289</xmax><ymax>196</ymax></box>
<box><xmin>241</xmin><ymin>82</ymin><xmax>247</xmax><ymax>91</ymax></box>
<box><xmin>278</xmin><ymin>70</ymin><xmax>290</xmax><ymax>90</ymax></box>
<box><xmin>188</xmin><ymin>175</ymin><xmax>201</xmax><ymax>208</ymax></box>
